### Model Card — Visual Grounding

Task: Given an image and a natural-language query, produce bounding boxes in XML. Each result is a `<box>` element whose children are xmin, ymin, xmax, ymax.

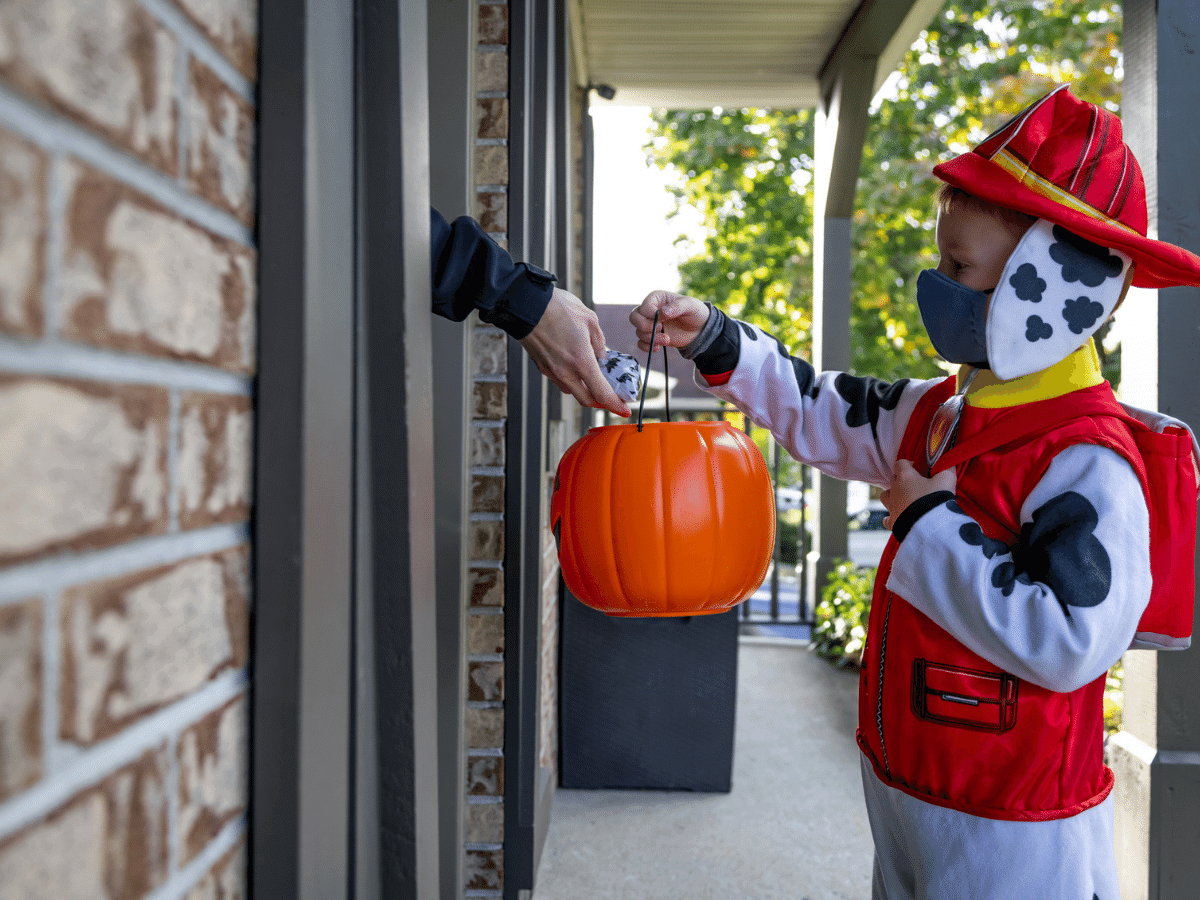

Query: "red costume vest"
<box><xmin>856</xmin><ymin>379</ymin><xmax>1149</xmax><ymax>822</ymax></box>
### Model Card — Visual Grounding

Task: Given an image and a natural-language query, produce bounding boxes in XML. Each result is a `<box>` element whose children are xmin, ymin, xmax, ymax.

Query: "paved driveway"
<box><xmin>533</xmin><ymin>639</ymin><xmax>875</xmax><ymax>899</ymax></box>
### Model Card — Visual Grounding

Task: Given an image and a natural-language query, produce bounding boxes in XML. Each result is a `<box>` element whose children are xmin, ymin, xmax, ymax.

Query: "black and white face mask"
<box><xmin>983</xmin><ymin>218</ymin><xmax>1131</xmax><ymax>380</ymax></box>
<box><xmin>917</xmin><ymin>218</ymin><xmax>1131</xmax><ymax>379</ymax></box>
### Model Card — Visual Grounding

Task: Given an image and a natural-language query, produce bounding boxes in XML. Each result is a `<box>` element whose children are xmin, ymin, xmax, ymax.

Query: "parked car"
<box><xmin>850</xmin><ymin>500</ymin><xmax>888</xmax><ymax>531</ymax></box>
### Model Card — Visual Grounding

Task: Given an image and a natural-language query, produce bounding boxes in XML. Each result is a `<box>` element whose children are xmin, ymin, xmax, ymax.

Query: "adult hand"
<box><xmin>519</xmin><ymin>287</ymin><xmax>631</xmax><ymax>417</ymax></box>
<box><xmin>880</xmin><ymin>459</ymin><xmax>957</xmax><ymax>530</ymax></box>
<box><xmin>630</xmin><ymin>290</ymin><xmax>711</xmax><ymax>353</ymax></box>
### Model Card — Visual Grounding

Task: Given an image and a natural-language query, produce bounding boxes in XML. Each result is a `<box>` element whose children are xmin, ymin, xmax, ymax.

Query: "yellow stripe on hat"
<box><xmin>992</xmin><ymin>149</ymin><xmax>1142</xmax><ymax>237</ymax></box>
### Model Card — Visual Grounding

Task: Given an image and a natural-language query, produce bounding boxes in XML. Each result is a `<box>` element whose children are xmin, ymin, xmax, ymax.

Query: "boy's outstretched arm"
<box><xmin>633</xmin><ymin>290</ymin><xmax>945</xmax><ymax>489</ymax></box>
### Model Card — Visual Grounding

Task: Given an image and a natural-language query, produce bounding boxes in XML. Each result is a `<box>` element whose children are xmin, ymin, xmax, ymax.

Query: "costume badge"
<box><xmin>926</xmin><ymin>368</ymin><xmax>979</xmax><ymax>468</ymax></box>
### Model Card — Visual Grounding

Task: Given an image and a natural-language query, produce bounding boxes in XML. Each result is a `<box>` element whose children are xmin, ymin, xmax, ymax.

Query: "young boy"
<box><xmin>631</xmin><ymin>86</ymin><xmax>1200</xmax><ymax>899</ymax></box>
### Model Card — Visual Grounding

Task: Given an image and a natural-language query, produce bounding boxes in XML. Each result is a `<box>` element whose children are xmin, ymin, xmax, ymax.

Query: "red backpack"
<box><xmin>927</xmin><ymin>388</ymin><xmax>1198</xmax><ymax>651</ymax></box>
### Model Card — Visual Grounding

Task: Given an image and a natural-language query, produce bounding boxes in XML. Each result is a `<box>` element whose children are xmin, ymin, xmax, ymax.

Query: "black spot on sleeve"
<box><xmin>996</xmin><ymin>491</ymin><xmax>1112</xmax><ymax>612</ymax></box>
<box><xmin>834</xmin><ymin>375</ymin><xmax>910</xmax><ymax>436</ymax></box>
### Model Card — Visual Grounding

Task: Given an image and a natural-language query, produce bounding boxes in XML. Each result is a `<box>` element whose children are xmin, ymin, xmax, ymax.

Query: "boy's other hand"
<box><xmin>881</xmin><ymin>459</ymin><xmax>957</xmax><ymax>530</ymax></box>
<box><xmin>520</xmin><ymin>287</ymin><xmax>631</xmax><ymax>417</ymax></box>
<box><xmin>630</xmin><ymin>291</ymin><xmax>710</xmax><ymax>353</ymax></box>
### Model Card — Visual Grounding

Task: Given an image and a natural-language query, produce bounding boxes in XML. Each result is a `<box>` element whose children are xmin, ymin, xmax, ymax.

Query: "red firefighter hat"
<box><xmin>933</xmin><ymin>84</ymin><xmax>1200</xmax><ymax>289</ymax></box>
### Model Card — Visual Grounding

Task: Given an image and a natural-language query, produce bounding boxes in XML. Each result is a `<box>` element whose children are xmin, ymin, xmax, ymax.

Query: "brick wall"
<box><xmin>0</xmin><ymin>1</ymin><xmax>255</xmax><ymax>898</ymax></box>
<box><xmin>463</xmin><ymin>3</ymin><xmax>509</xmax><ymax>895</ymax></box>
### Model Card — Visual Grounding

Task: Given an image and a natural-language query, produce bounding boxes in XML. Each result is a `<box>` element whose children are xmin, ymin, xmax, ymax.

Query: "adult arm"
<box><xmin>431</xmin><ymin>208</ymin><xmax>628</xmax><ymax>415</ymax></box>
<box><xmin>430</xmin><ymin>207</ymin><xmax>553</xmax><ymax>338</ymax></box>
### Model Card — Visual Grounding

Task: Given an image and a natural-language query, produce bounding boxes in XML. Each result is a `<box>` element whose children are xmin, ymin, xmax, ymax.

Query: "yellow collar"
<box><xmin>958</xmin><ymin>339</ymin><xmax>1104</xmax><ymax>409</ymax></box>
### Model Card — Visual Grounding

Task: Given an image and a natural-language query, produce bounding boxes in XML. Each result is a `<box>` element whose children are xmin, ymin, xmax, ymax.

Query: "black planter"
<box><xmin>559</xmin><ymin>598</ymin><xmax>739</xmax><ymax>792</ymax></box>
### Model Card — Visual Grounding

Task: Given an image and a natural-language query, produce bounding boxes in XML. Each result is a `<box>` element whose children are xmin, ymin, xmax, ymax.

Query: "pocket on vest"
<box><xmin>911</xmin><ymin>659</ymin><xmax>1019</xmax><ymax>733</ymax></box>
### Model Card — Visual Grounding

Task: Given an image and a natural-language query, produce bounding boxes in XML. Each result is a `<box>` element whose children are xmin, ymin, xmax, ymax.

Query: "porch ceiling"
<box><xmin>570</xmin><ymin>0</ymin><xmax>946</xmax><ymax>109</ymax></box>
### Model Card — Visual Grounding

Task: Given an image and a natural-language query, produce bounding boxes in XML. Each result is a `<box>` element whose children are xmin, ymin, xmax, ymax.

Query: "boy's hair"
<box><xmin>935</xmin><ymin>183</ymin><xmax>1037</xmax><ymax>239</ymax></box>
<box><xmin>935</xmin><ymin>183</ymin><xmax>1133</xmax><ymax>312</ymax></box>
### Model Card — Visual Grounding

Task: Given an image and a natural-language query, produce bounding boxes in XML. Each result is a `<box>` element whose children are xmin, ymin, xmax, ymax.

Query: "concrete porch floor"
<box><xmin>533</xmin><ymin>637</ymin><xmax>875</xmax><ymax>900</ymax></box>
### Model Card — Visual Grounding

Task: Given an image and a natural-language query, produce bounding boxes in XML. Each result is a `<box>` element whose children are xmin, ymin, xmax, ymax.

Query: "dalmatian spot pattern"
<box><xmin>1009</xmin><ymin>262</ymin><xmax>1047</xmax><ymax>302</ymax></box>
<box><xmin>997</xmin><ymin>491</ymin><xmax>1112</xmax><ymax>612</ymax></box>
<box><xmin>739</xmin><ymin>321</ymin><xmax>758</xmax><ymax>341</ymax></box>
<box><xmin>1025</xmin><ymin>315</ymin><xmax>1053</xmax><ymax>342</ymax></box>
<box><xmin>1048</xmin><ymin>224</ymin><xmax>1124</xmax><ymax>287</ymax></box>
<box><xmin>992</xmin><ymin>562</ymin><xmax>1035</xmax><ymax>597</ymax></box>
<box><xmin>1062</xmin><ymin>295</ymin><xmax>1105</xmax><ymax>335</ymax></box>
<box><xmin>959</xmin><ymin>522</ymin><xmax>1009</xmax><ymax>559</ymax></box>
<box><xmin>946</xmin><ymin>498</ymin><xmax>964</xmax><ymax>515</ymax></box>
<box><xmin>834</xmin><ymin>375</ymin><xmax>909</xmax><ymax>431</ymax></box>
<box><xmin>792</xmin><ymin>356</ymin><xmax>820</xmax><ymax>400</ymax></box>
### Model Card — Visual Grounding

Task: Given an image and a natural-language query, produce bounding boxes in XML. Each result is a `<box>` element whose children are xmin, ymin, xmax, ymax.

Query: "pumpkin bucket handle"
<box><xmin>636</xmin><ymin>310</ymin><xmax>670</xmax><ymax>431</ymax></box>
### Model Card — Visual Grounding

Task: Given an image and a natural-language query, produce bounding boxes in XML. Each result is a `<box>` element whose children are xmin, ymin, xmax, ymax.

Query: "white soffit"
<box><xmin>575</xmin><ymin>0</ymin><xmax>861</xmax><ymax>108</ymax></box>
<box><xmin>573</xmin><ymin>0</ymin><xmax>946</xmax><ymax>110</ymax></box>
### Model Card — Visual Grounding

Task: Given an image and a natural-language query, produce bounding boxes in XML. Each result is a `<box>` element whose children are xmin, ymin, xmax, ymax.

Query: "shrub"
<box><xmin>812</xmin><ymin>559</ymin><xmax>876</xmax><ymax>668</ymax></box>
<box><xmin>1104</xmin><ymin>659</ymin><xmax>1124</xmax><ymax>735</ymax></box>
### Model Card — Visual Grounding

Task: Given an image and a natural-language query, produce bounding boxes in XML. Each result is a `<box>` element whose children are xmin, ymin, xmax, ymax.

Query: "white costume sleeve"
<box><xmin>886</xmin><ymin>443</ymin><xmax>1151</xmax><ymax>692</ymax></box>
<box><xmin>696</xmin><ymin>319</ymin><xmax>942</xmax><ymax>489</ymax></box>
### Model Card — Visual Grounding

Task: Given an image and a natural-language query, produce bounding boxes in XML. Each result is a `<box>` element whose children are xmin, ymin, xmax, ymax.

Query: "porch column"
<box><xmin>1111</xmin><ymin>3</ymin><xmax>1200</xmax><ymax>899</ymax></box>
<box><xmin>806</xmin><ymin>60</ymin><xmax>875</xmax><ymax>610</ymax></box>
<box><xmin>428</xmin><ymin>2</ymin><xmax>476</xmax><ymax>897</ymax></box>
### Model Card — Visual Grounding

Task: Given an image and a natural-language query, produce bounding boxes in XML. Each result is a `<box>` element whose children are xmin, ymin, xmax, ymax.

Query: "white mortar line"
<box><xmin>466</xmin><ymin>797</ymin><xmax>503</xmax><ymax>807</ymax></box>
<box><xmin>0</xmin><ymin>86</ymin><xmax>253</xmax><ymax>248</ymax></box>
<box><xmin>0</xmin><ymin>523</ymin><xmax>250</xmax><ymax>603</ymax></box>
<box><xmin>145</xmin><ymin>815</ymin><xmax>246</xmax><ymax>900</ymax></box>
<box><xmin>468</xmin><ymin>656</ymin><xmax>503</xmax><ymax>668</ymax></box>
<box><xmin>133</xmin><ymin>0</ymin><xmax>256</xmax><ymax>105</ymax></box>
<box><xmin>0</xmin><ymin>337</ymin><xmax>254</xmax><ymax>394</ymax></box>
<box><xmin>0</xmin><ymin>669</ymin><xmax>248</xmax><ymax>839</ymax></box>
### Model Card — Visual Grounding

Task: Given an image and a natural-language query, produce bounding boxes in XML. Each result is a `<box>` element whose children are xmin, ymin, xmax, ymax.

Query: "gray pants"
<box><xmin>861</xmin><ymin>755</ymin><xmax>1119</xmax><ymax>900</ymax></box>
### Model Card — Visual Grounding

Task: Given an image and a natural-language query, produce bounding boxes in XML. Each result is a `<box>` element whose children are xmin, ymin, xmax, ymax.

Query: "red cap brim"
<box><xmin>934</xmin><ymin>153</ymin><xmax>1200</xmax><ymax>289</ymax></box>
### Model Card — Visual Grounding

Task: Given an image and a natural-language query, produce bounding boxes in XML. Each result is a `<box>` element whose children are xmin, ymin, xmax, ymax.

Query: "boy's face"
<box><xmin>934</xmin><ymin>204</ymin><xmax>1023</xmax><ymax>295</ymax></box>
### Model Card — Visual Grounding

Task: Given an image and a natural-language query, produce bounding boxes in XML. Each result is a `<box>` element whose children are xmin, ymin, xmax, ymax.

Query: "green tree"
<box><xmin>648</xmin><ymin>0</ymin><xmax>1122</xmax><ymax>384</ymax></box>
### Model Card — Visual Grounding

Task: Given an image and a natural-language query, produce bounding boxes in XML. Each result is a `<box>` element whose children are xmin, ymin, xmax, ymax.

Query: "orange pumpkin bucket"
<box><xmin>550</xmin><ymin>313</ymin><xmax>775</xmax><ymax>616</ymax></box>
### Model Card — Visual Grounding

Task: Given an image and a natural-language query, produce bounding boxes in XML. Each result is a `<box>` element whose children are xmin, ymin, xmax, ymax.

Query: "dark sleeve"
<box><xmin>689</xmin><ymin>306</ymin><xmax>742</xmax><ymax>382</ymax></box>
<box><xmin>430</xmin><ymin>207</ymin><xmax>556</xmax><ymax>339</ymax></box>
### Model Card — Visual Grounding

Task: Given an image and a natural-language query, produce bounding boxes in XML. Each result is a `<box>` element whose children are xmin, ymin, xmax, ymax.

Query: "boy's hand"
<box><xmin>630</xmin><ymin>290</ymin><xmax>711</xmax><ymax>353</ymax></box>
<box><xmin>880</xmin><ymin>459</ymin><xmax>957</xmax><ymax>530</ymax></box>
